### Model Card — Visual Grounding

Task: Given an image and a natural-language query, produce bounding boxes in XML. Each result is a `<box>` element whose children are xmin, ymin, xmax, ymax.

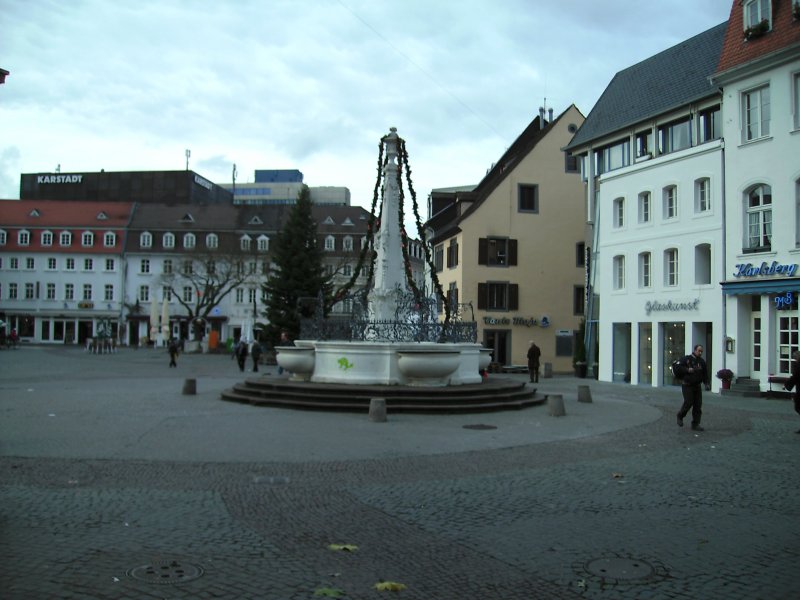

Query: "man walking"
<box><xmin>783</xmin><ymin>350</ymin><xmax>800</xmax><ymax>433</ymax></box>
<box><xmin>527</xmin><ymin>341</ymin><xmax>541</xmax><ymax>383</ymax></box>
<box><xmin>676</xmin><ymin>344</ymin><xmax>710</xmax><ymax>431</ymax></box>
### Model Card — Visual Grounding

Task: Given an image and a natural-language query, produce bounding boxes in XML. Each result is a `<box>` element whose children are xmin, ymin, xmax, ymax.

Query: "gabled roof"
<box><xmin>565</xmin><ymin>22</ymin><xmax>727</xmax><ymax>151</ymax></box>
<box><xmin>0</xmin><ymin>199</ymin><xmax>134</xmax><ymax>227</ymax></box>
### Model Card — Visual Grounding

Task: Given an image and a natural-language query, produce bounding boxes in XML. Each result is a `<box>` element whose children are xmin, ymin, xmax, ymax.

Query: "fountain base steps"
<box><xmin>221</xmin><ymin>377</ymin><xmax>544</xmax><ymax>413</ymax></box>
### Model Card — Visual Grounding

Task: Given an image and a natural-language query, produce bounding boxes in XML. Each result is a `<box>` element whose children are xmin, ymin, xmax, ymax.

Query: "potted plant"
<box><xmin>573</xmin><ymin>319</ymin><xmax>587</xmax><ymax>378</ymax></box>
<box><xmin>744</xmin><ymin>19</ymin><xmax>770</xmax><ymax>40</ymax></box>
<box><xmin>716</xmin><ymin>368</ymin><xmax>734</xmax><ymax>390</ymax></box>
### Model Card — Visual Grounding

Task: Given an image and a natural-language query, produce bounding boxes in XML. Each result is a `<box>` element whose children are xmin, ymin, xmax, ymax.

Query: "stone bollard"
<box><xmin>578</xmin><ymin>385</ymin><xmax>593</xmax><ymax>403</ymax></box>
<box><xmin>182</xmin><ymin>378</ymin><xmax>197</xmax><ymax>395</ymax></box>
<box><xmin>543</xmin><ymin>362</ymin><xmax>553</xmax><ymax>379</ymax></box>
<box><xmin>369</xmin><ymin>397</ymin><xmax>387</xmax><ymax>422</ymax></box>
<box><xmin>547</xmin><ymin>394</ymin><xmax>566</xmax><ymax>417</ymax></box>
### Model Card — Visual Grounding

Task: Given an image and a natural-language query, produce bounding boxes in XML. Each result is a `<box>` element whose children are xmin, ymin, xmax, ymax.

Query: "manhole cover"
<box><xmin>128</xmin><ymin>559</ymin><xmax>204</xmax><ymax>585</ymax></box>
<box><xmin>462</xmin><ymin>424</ymin><xmax>497</xmax><ymax>430</ymax></box>
<box><xmin>253</xmin><ymin>475</ymin><xmax>290</xmax><ymax>485</ymax></box>
<box><xmin>584</xmin><ymin>557</ymin><xmax>654</xmax><ymax>580</ymax></box>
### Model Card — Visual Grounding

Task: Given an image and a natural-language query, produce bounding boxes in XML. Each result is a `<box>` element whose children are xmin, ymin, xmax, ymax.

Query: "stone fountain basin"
<box><xmin>397</xmin><ymin>350</ymin><xmax>461</xmax><ymax>386</ymax></box>
<box><xmin>275</xmin><ymin>346</ymin><xmax>315</xmax><ymax>381</ymax></box>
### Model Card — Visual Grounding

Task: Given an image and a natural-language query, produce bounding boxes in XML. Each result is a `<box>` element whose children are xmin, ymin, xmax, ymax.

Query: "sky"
<box><xmin>1</xmin><ymin>0</ymin><xmax>734</xmax><ymax>223</ymax></box>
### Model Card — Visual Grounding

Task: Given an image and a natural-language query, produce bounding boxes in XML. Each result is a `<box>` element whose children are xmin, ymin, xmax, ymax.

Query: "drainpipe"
<box><xmin>720</xmin><ymin>140</ymin><xmax>727</xmax><ymax>373</ymax></box>
<box><xmin>585</xmin><ymin>148</ymin><xmax>600</xmax><ymax>376</ymax></box>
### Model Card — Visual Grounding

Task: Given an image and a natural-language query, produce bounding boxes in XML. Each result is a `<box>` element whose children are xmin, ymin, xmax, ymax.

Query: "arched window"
<box><xmin>183</xmin><ymin>233</ymin><xmax>196</xmax><ymax>249</ymax></box>
<box><xmin>206</xmin><ymin>233</ymin><xmax>218</xmax><ymax>249</ymax></box>
<box><xmin>745</xmin><ymin>184</ymin><xmax>772</xmax><ymax>251</ymax></box>
<box><xmin>163</xmin><ymin>232</ymin><xmax>175</xmax><ymax>248</ymax></box>
<box><xmin>140</xmin><ymin>231</ymin><xmax>152</xmax><ymax>248</ymax></box>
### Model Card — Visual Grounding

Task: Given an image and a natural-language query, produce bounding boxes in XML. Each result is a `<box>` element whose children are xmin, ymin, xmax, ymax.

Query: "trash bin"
<box><xmin>544</xmin><ymin>362</ymin><xmax>553</xmax><ymax>378</ymax></box>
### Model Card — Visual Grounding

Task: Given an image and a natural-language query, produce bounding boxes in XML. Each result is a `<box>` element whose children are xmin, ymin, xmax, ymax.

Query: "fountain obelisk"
<box><xmin>369</xmin><ymin>127</ymin><xmax>406</xmax><ymax>322</ymax></box>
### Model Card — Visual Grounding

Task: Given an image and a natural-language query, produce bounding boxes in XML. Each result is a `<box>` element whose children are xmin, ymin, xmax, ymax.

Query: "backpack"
<box><xmin>671</xmin><ymin>359</ymin><xmax>684</xmax><ymax>380</ymax></box>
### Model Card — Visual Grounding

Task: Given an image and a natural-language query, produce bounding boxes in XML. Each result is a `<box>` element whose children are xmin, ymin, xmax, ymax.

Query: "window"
<box><xmin>47</xmin><ymin>283</ymin><xmax>56</xmax><ymax>300</ymax></box>
<box><xmin>182</xmin><ymin>260</ymin><xmax>193</xmax><ymax>275</ymax></box>
<box><xmin>664</xmin><ymin>249</ymin><xmax>679</xmax><ymax>286</ymax></box>
<box><xmin>18</xmin><ymin>230</ymin><xmax>30</xmax><ymax>246</ymax></box>
<box><xmin>699</xmin><ymin>105</ymin><xmax>721</xmax><ymax>142</ymax></box>
<box><xmin>248</xmin><ymin>288</ymin><xmax>257</xmax><ymax>304</ymax></box>
<box><xmin>105</xmin><ymin>258</ymin><xmax>115</xmax><ymax>271</ymax></box>
<box><xmin>25</xmin><ymin>283</ymin><xmax>35</xmax><ymax>299</ymax></box>
<box><xmin>518</xmin><ymin>184</ymin><xmax>539</xmax><ymax>212</ymax></box>
<box><xmin>104</xmin><ymin>232</ymin><xmax>115</xmax><ymax>247</ymax></box>
<box><xmin>744</xmin><ymin>0</ymin><xmax>770</xmax><ymax>28</ymax></box>
<box><xmin>83</xmin><ymin>284</ymin><xmax>93</xmax><ymax>301</ymax></box>
<box><xmin>747</xmin><ymin>184</ymin><xmax>772</xmax><ymax>251</ymax></box>
<box><xmin>324</xmin><ymin>235</ymin><xmax>335</xmax><ymax>251</ymax></box>
<box><xmin>140</xmin><ymin>259</ymin><xmax>150</xmax><ymax>274</ymax></box>
<box><xmin>261</xmin><ymin>261</ymin><xmax>269</xmax><ymax>276</ymax></box>
<box><xmin>613</xmin><ymin>255</ymin><xmax>625</xmax><ymax>290</ymax></box>
<box><xmin>638</xmin><ymin>252</ymin><xmax>651</xmax><ymax>288</ymax></box>
<box><xmin>343</xmin><ymin>264</ymin><xmax>352</xmax><ymax>276</ymax></box>
<box><xmin>60</xmin><ymin>231</ymin><xmax>72</xmax><ymax>246</ymax></box>
<box><xmin>25</xmin><ymin>257</ymin><xmax>35</xmax><ymax>270</ymax></box>
<box><xmin>478</xmin><ymin>238</ymin><xmax>517</xmax><ymax>267</ymax></box>
<box><xmin>361</xmin><ymin>236</ymin><xmax>368</xmax><ymax>250</ymax></box>
<box><xmin>573</xmin><ymin>285</ymin><xmax>585</xmax><ymax>315</ymax></box>
<box><xmin>139</xmin><ymin>285</ymin><xmax>149</xmax><ymax>302</ymax></box>
<box><xmin>163</xmin><ymin>233</ymin><xmax>175</xmax><ymax>249</ymax></box>
<box><xmin>635</xmin><ymin>130</ymin><xmax>652</xmax><ymax>158</ymax></box>
<box><xmin>447</xmin><ymin>238</ymin><xmax>459</xmax><ymax>268</ymax></box>
<box><xmin>10</xmin><ymin>257</ymin><xmax>18</xmax><ymax>269</ymax></box>
<box><xmin>434</xmin><ymin>245</ymin><xmax>444</xmax><ymax>272</ymax></box>
<box><xmin>0</xmin><ymin>229</ymin><xmax>5</xmax><ymax>245</ymax></box>
<box><xmin>695</xmin><ymin>178</ymin><xmax>711</xmax><ymax>213</ymax></box>
<box><xmin>324</xmin><ymin>264</ymin><xmax>334</xmax><ymax>277</ymax></box>
<box><xmin>83</xmin><ymin>258</ymin><xmax>93</xmax><ymax>271</ymax></box>
<box><xmin>613</xmin><ymin>197</ymin><xmax>625</xmax><ymax>228</ymax></box>
<box><xmin>140</xmin><ymin>232</ymin><xmax>152</xmax><ymax>248</ymax></box>
<box><xmin>183</xmin><ymin>287</ymin><xmax>193</xmax><ymax>302</ymax></box>
<box><xmin>41</xmin><ymin>231</ymin><xmax>53</xmax><ymax>246</ymax></box>
<box><xmin>663</xmin><ymin>186</ymin><xmax>678</xmax><ymax>219</ymax></box>
<box><xmin>794</xmin><ymin>73</ymin><xmax>800</xmax><ymax>130</ymax></box>
<box><xmin>65</xmin><ymin>258</ymin><xmax>75</xmax><ymax>271</ymax></box>
<box><xmin>343</xmin><ymin>236</ymin><xmax>353</xmax><ymax>251</ymax></box>
<box><xmin>104</xmin><ymin>284</ymin><xmax>114</xmax><ymax>301</ymax></box>
<box><xmin>638</xmin><ymin>192</ymin><xmax>651</xmax><ymax>224</ymax></box>
<box><xmin>576</xmin><ymin>242</ymin><xmax>586</xmax><ymax>267</ymax></box>
<box><xmin>47</xmin><ymin>258</ymin><xmax>57</xmax><ymax>270</ymax></box>
<box><xmin>206</xmin><ymin>233</ymin><xmax>218</xmax><ymax>249</ymax></box>
<box><xmin>183</xmin><ymin>233</ymin><xmax>196</xmax><ymax>249</ymax></box>
<box><xmin>64</xmin><ymin>283</ymin><xmax>74</xmax><ymax>301</ymax></box>
<box><xmin>163</xmin><ymin>259</ymin><xmax>173</xmax><ymax>274</ymax></box>
<box><xmin>743</xmin><ymin>85</ymin><xmax>770</xmax><ymax>141</ymax></box>
<box><xmin>206</xmin><ymin>260</ymin><xmax>216</xmax><ymax>275</ymax></box>
<box><xmin>477</xmin><ymin>282</ymin><xmax>519</xmax><ymax>310</ymax></box>
<box><xmin>597</xmin><ymin>139</ymin><xmax>630</xmax><ymax>173</ymax></box>
<box><xmin>695</xmin><ymin>243</ymin><xmax>712</xmax><ymax>285</ymax></box>
<box><xmin>235</xmin><ymin>288</ymin><xmax>244</xmax><ymax>303</ymax></box>
<box><xmin>564</xmin><ymin>153</ymin><xmax>579</xmax><ymax>173</ymax></box>
<box><xmin>257</xmin><ymin>236</ymin><xmax>269</xmax><ymax>251</ymax></box>
<box><xmin>82</xmin><ymin>232</ymin><xmax>94</xmax><ymax>246</ymax></box>
<box><xmin>163</xmin><ymin>287</ymin><xmax>172</xmax><ymax>301</ymax></box>
<box><xmin>658</xmin><ymin>117</ymin><xmax>692</xmax><ymax>154</ymax></box>
<box><xmin>447</xmin><ymin>282</ymin><xmax>459</xmax><ymax>310</ymax></box>
<box><xmin>240</xmin><ymin>235</ymin><xmax>252</xmax><ymax>251</ymax></box>
<box><xmin>9</xmin><ymin>283</ymin><xmax>18</xmax><ymax>299</ymax></box>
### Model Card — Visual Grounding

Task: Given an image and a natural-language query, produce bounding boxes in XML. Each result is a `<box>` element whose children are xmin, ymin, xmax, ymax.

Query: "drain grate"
<box><xmin>462</xmin><ymin>424</ymin><xmax>498</xmax><ymax>430</ymax></box>
<box><xmin>127</xmin><ymin>559</ymin><xmax>204</xmax><ymax>585</ymax></box>
<box><xmin>584</xmin><ymin>557</ymin><xmax>654</xmax><ymax>581</ymax></box>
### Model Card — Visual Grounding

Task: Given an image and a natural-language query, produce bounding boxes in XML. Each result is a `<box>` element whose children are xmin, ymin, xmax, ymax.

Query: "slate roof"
<box><xmin>565</xmin><ymin>22</ymin><xmax>727</xmax><ymax>151</ymax></box>
<box><xmin>0</xmin><ymin>199</ymin><xmax>134</xmax><ymax>227</ymax></box>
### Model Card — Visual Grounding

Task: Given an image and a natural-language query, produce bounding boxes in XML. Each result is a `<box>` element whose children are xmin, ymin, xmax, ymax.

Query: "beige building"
<box><xmin>426</xmin><ymin>104</ymin><xmax>587</xmax><ymax>372</ymax></box>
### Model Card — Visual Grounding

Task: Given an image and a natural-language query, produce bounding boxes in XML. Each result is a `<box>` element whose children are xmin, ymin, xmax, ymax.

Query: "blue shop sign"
<box><xmin>734</xmin><ymin>261</ymin><xmax>798</xmax><ymax>278</ymax></box>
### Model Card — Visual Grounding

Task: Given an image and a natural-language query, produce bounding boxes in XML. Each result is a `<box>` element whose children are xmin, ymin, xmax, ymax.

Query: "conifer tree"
<box><xmin>262</xmin><ymin>186</ymin><xmax>330</xmax><ymax>343</ymax></box>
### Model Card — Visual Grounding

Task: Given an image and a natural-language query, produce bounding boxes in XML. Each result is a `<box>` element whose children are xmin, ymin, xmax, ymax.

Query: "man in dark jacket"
<box><xmin>783</xmin><ymin>350</ymin><xmax>800</xmax><ymax>433</ymax></box>
<box><xmin>527</xmin><ymin>341</ymin><xmax>541</xmax><ymax>383</ymax></box>
<box><xmin>676</xmin><ymin>344</ymin><xmax>710</xmax><ymax>431</ymax></box>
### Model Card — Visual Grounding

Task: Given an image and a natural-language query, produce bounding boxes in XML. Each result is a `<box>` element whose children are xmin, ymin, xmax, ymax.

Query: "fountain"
<box><xmin>221</xmin><ymin>129</ymin><xmax>541</xmax><ymax>412</ymax></box>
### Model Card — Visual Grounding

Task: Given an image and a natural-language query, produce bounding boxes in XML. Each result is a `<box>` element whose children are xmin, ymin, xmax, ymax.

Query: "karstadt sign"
<box><xmin>37</xmin><ymin>174</ymin><xmax>83</xmax><ymax>184</ymax></box>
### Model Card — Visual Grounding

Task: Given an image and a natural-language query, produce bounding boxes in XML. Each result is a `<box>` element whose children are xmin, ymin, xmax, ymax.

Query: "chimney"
<box><xmin>548</xmin><ymin>108</ymin><xmax>553</xmax><ymax>123</ymax></box>
<box><xmin>539</xmin><ymin>107</ymin><xmax>546</xmax><ymax>129</ymax></box>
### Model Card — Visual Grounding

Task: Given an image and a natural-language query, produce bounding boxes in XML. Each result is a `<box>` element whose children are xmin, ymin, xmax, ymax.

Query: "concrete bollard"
<box><xmin>543</xmin><ymin>362</ymin><xmax>553</xmax><ymax>379</ymax></box>
<box><xmin>578</xmin><ymin>385</ymin><xmax>593</xmax><ymax>403</ymax></box>
<box><xmin>547</xmin><ymin>394</ymin><xmax>566</xmax><ymax>417</ymax></box>
<box><xmin>369</xmin><ymin>397</ymin><xmax>387</xmax><ymax>422</ymax></box>
<box><xmin>182</xmin><ymin>378</ymin><xmax>197</xmax><ymax>395</ymax></box>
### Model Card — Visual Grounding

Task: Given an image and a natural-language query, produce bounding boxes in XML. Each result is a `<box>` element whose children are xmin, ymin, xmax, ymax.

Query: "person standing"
<box><xmin>235</xmin><ymin>339</ymin><xmax>248</xmax><ymax>372</ymax></box>
<box><xmin>527</xmin><ymin>341</ymin><xmax>541</xmax><ymax>383</ymax></box>
<box><xmin>676</xmin><ymin>344</ymin><xmax>710</xmax><ymax>431</ymax></box>
<box><xmin>168</xmin><ymin>337</ymin><xmax>179</xmax><ymax>368</ymax></box>
<box><xmin>783</xmin><ymin>350</ymin><xmax>800</xmax><ymax>433</ymax></box>
<box><xmin>277</xmin><ymin>331</ymin><xmax>292</xmax><ymax>375</ymax></box>
<box><xmin>251</xmin><ymin>341</ymin><xmax>262</xmax><ymax>373</ymax></box>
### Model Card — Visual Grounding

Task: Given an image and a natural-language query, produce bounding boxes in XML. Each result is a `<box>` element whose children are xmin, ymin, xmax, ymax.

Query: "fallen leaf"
<box><xmin>314</xmin><ymin>587</ymin><xmax>345</xmax><ymax>598</ymax></box>
<box><xmin>612</xmin><ymin>473</ymin><xmax>624</xmax><ymax>479</ymax></box>
<box><xmin>374</xmin><ymin>581</ymin><xmax>407</xmax><ymax>591</ymax></box>
<box><xmin>328</xmin><ymin>543</ymin><xmax>358</xmax><ymax>552</ymax></box>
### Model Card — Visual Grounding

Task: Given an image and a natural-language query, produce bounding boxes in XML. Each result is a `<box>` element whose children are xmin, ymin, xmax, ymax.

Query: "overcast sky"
<box><xmin>1</xmin><ymin>0</ymin><xmax>733</xmax><ymax>220</ymax></box>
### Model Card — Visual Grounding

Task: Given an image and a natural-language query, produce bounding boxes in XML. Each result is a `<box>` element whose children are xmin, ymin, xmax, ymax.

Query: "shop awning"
<box><xmin>721</xmin><ymin>278</ymin><xmax>800</xmax><ymax>295</ymax></box>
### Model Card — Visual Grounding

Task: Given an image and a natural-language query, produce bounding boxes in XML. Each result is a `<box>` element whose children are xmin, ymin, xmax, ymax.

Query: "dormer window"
<box><xmin>342</xmin><ymin>217</ymin><xmax>354</xmax><ymax>226</ymax></box>
<box><xmin>257</xmin><ymin>235</ymin><xmax>269</xmax><ymax>252</ymax></box>
<box><xmin>183</xmin><ymin>233</ymin><xmax>196</xmax><ymax>249</ymax></box>
<box><xmin>60</xmin><ymin>231</ymin><xmax>72</xmax><ymax>246</ymax></box>
<box><xmin>41</xmin><ymin>230</ymin><xmax>53</xmax><ymax>246</ymax></box>
<box><xmin>29</xmin><ymin>209</ymin><xmax>40</xmax><ymax>218</ymax></box>
<box><xmin>323</xmin><ymin>216</ymin><xmax>335</xmax><ymax>225</ymax></box>
<box><xmin>103</xmin><ymin>231</ymin><xmax>116</xmax><ymax>247</ymax></box>
<box><xmin>140</xmin><ymin>232</ymin><xmax>152</xmax><ymax>248</ymax></box>
<box><xmin>240</xmin><ymin>234</ymin><xmax>252</xmax><ymax>251</ymax></box>
<box><xmin>744</xmin><ymin>0</ymin><xmax>771</xmax><ymax>38</ymax></box>
<box><xmin>82</xmin><ymin>231</ymin><xmax>94</xmax><ymax>247</ymax></box>
<box><xmin>179</xmin><ymin>213</ymin><xmax>195</xmax><ymax>223</ymax></box>
<box><xmin>163</xmin><ymin>232</ymin><xmax>175</xmax><ymax>248</ymax></box>
<box><xmin>18</xmin><ymin>230</ymin><xmax>30</xmax><ymax>246</ymax></box>
<box><xmin>96</xmin><ymin>211</ymin><xmax>108</xmax><ymax>220</ymax></box>
<box><xmin>248</xmin><ymin>216</ymin><xmax>263</xmax><ymax>225</ymax></box>
<box><xmin>206</xmin><ymin>233</ymin><xmax>218</xmax><ymax>249</ymax></box>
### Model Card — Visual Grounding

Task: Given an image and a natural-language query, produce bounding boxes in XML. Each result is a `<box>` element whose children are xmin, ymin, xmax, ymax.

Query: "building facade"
<box><xmin>712</xmin><ymin>0</ymin><xmax>800</xmax><ymax>387</ymax></box>
<box><xmin>426</xmin><ymin>105</ymin><xmax>587</xmax><ymax>372</ymax></box>
<box><xmin>566</xmin><ymin>23</ymin><xmax>728</xmax><ymax>388</ymax></box>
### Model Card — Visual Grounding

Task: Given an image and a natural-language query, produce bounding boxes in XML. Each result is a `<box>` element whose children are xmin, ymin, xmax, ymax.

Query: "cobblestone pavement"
<box><xmin>1</xmin><ymin>346</ymin><xmax>798</xmax><ymax>599</ymax></box>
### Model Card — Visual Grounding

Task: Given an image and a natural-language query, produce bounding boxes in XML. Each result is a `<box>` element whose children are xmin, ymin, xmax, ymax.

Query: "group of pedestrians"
<box><xmin>233</xmin><ymin>339</ymin><xmax>262</xmax><ymax>372</ymax></box>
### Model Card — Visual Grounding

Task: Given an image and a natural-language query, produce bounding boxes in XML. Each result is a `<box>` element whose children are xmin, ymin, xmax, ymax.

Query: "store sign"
<box><xmin>78</xmin><ymin>301</ymin><xmax>94</xmax><ymax>309</ymax></box>
<box><xmin>774</xmin><ymin>292</ymin><xmax>795</xmax><ymax>310</ymax></box>
<box><xmin>37</xmin><ymin>174</ymin><xmax>83</xmax><ymax>184</ymax></box>
<box><xmin>644</xmin><ymin>298</ymin><xmax>700</xmax><ymax>316</ymax></box>
<box><xmin>734</xmin><ymin>260</ymin><xmax>798</xmax><ymax>278</ymax></box>
<box><xmin>483</xmin><ymin>315</ymin><xmax>551</xmax><ymax>328</ymax></box>
<box><xmin>194</xmin><ymin>174</ymin><xmax>212</xmax><ymax>190</ymax></box>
